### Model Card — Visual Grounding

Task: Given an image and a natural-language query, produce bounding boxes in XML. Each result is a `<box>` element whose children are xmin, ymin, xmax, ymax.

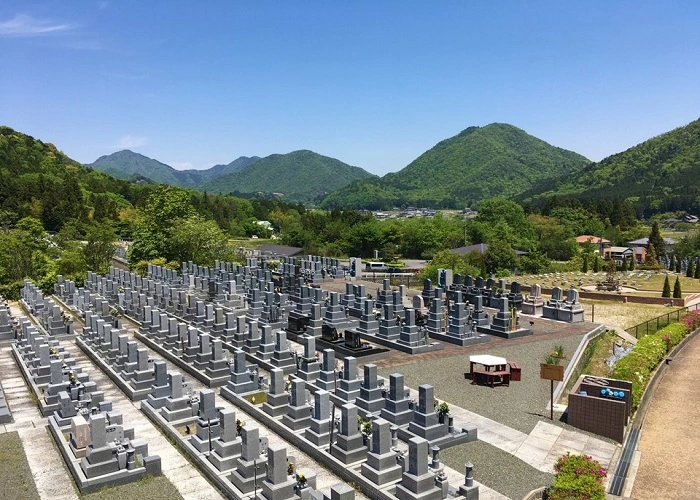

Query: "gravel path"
<box><xmin>377</xmin><ymin>333</ymin><xmax>585</xmax><ymax>434</ymax></box>
<box><xmin>441</xmin><ymin>440</ymin><xmax>553</xmax><ymax>500</ymax></box>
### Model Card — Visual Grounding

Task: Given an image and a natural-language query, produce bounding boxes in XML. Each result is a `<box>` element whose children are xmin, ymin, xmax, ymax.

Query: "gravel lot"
<box><xmin>441</xmin><ymin>440</ymin><xmax>553</xmax><ymax>500</ymax></box>
<box><xmin>377</xmin><ymin>333</ymin><xmax>586</xmax><ymax>434</ymax></box>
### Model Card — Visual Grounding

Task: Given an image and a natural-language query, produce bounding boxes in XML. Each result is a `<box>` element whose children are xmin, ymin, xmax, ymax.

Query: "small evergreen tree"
<box><xmin>669</xmin><ymin>254</ymin><xmax>676</xmax><ymax>271</ymax></box>
<box><xmin>647</xmin><ymin>245</ymin><xmax>658</xmax><ymax>268</ymax></box>
<box><xmin>648</xmin><ymin>220</ymin><xmax>666</xmax><ymax>257</ymax></box>
<box><xmin>592</xmin><ymin>255</ymin><xmax>600</xmax><ymax>272</ymax></box>
<box><xmin>662</xmin><ymin>275</ymin><xmax>671</xmax><ymax>298</ymax></box>
<box><xmin>673</xmin><ymin>276</ymin><xmax>682</xmax><ymax>298</ymax></box>
<box><xmin>581</xmin><ymin>254</ymin><xmax>589</xmax><ymax>273</ymax></box>
<box><xmin>629</xmin><ymin>257</ymin><xmax>635</xmax><ymax>271</ymax></box>
<box><xmin>695</xmin><ymin>261</ymin><xmax>700</xmax><ymax>279</ymax></box>
<box><xmin>620</xmin><ymin>259</ymin><xmax>628</xmax><ymax>272</ymax></box>
<box><xmin>675</xmin><ymin>258</ymin><xmax>682</xmax><ymax>274</ymax></box>
<box><xmin>687</xmin><ymin>260</ymin><xmax>695</xmax><ymax>278</ymax></box>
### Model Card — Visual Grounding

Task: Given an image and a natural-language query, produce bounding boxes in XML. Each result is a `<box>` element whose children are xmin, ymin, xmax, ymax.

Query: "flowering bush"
<box><xmin>549</xmin><ymin>453</ymin><xmax>606</xmax><ymax>500</ymax></box>
<box><xmin>683</xmin><ymin>310</ymin><xmax>700</xmax><ymax>331</ymax></box>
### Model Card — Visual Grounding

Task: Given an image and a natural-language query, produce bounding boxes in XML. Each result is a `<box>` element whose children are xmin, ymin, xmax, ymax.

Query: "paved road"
<box><xmin>630</xmin><ymin>331</ymin><xmax>700</xmax><ymax>499</ymax></box>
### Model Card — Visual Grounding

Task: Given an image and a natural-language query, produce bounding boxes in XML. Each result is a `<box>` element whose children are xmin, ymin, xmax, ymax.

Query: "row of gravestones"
<box><xmin>73</xmin><ymin>273</ymin><xmax>481</xmax><ymax>499</ymax></box>
<box><xmin>0</xmin><ymin>296</ymin><xmax>12</xmax><ymax>423</ymax></box>
<box><xmin>22</xmin><ymin>281</ymin><xmax>71</xmax><ymax>336</ymax></box>
<box><xmin>10</xmin><ymin>297</ymin><xmax>162</xmax><ymax>491</ymax></box>
<box><xmin>79</xmin><ymin>277</ymin><xmax>475</xmax><ymax>451</ymax></box>
<box><xmin>0</xmin><ymin>295</ymin><xmax>17</xmax><ymax>341</ymax></box>
<box><xmin>76</xmin><ymin>276</ymin><xmax>479</xmax><ymax>498</ymax></box>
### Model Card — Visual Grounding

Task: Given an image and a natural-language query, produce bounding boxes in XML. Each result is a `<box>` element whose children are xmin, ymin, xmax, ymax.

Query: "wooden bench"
<box><xmin>473</xmin><ymin>369</ymin><xmax>510</xmax><ymax>387</ymax></box>
<box><xmin>508</xmin><ymin>361</ymin><xmax>522</xmax><ymax>381</ymax></box>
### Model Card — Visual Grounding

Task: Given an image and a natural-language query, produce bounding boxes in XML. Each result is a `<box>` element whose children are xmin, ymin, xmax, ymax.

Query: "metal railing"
<box><xmin>627</xmin><ymin>301</ymin><xmax>700</xmax><ymax>339</ymax></box>
<box><xmin>359</xmin><ymin>272</ymin><xmax>418</xmax><ymax>288</ymax></box>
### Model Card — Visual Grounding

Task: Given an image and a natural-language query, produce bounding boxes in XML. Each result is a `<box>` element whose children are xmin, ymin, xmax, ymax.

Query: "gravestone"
<box><xmin>336</xmin><ymin>356</ymin><xmax>361</xmax><ymax>403</ymax></box>
<box><xmin>229</xmin><ymin>427</ymin><xmax>261</xmax><ymax>494</ymax></box>
<box><xmin>145</xmin><ymin>361</ymin><xmax>170</xmax><ymax>409</ymax></box>
<box><xmin>395</xmin><ymin>437</ymin><xmax>442</xmax><ymax>500</ymax></box>
<box><xmin>221</xmin><ymin>349</ymin><xmax>257</xmax><ymax>396</ymax></box>
<box><xmin>316</xmin><ymin>349</ymin><xmax>336</xmax><ymax>392</ymax></box>
<box><xmin>304</xmin><ymin>389</ymin><xmax>331</xmax><ymax>446</ymax></box>
<box><xmin>281</xmin><ymin>379</ymin><xmax>312</xmax><ymax>431</ymax></box>
<box><xmin>380</xmin><ymin>373</ymin><xmax>413</xmax><ymax>426</ymax></box>
<box><xmin>260</xmin><ymin>444</ymin><xmax>296</xmax><ymax>500</ymax></box>
<box><xmin>263</xmin><ymin>368</ymin><xmax>288</xmax><ymax>418</ymax></box>
<box><xmin>407</xmin><ymin>385</ymin><xmax>446</xmax><ymax>442</ymax></box>
<box><xmin>361</xmin><ymin>418</ymin><xmax>402</xmax><ymax>485</ymax></box>
<box><xmin>190</xmin><ymin>389</ymin><xmax>221</xmax><ymax>453</ymax></box>
<box><xmin>160</xmin><ymin>371</ymin><xmax>193</xmax><ymax>422</ymax></box>
<box><xmin>330</xmin><ymin>403</ymin><xmax>367</xmax><ymax>464</ymax></box>
<box><xmin>297</xmin><ymin>335</ymin><xmax>320</xmax><ymax>382</ymax></box>
<box><xmin>208</xmin><ymin>407</ymin><xmax>242</xmax><ymax>472</ymax></box>
<box><xmin>356</xmin><ymin>364</ymin><xmax>385</xmax><ymax>416</ymax></box>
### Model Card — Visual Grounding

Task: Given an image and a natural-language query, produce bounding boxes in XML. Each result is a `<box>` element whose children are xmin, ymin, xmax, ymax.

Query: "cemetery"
<box><xmin>6</xmin><ymin>253</ymin><xmax>698</xmax><ymax>499</ymax></box>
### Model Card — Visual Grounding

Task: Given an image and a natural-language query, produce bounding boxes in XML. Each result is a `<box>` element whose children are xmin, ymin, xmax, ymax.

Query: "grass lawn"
<box><xmin>81</xmin><ymin>474</ymin><xmax>183</xmax><ymax>500</ymax></box>
<box><xmin>0</xmin><ymin>431</ymin><xmax>40</xmax><ymax>500</ymax></box>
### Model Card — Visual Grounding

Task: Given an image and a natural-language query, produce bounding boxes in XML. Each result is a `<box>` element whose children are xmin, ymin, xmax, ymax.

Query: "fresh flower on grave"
<box><xmin>296</xmin><ymin>472</ymin><xmax>307</xmax><ymax>486</ymax></box>
<box><xmin>437</xmin><ymin>402</ymin><xmax>450</xmax><ymax>416</ymax></box>
<box><xmin>287</xmin><ymin>462</ymin><xmax>295</xmax><ymax>475</ymax></box>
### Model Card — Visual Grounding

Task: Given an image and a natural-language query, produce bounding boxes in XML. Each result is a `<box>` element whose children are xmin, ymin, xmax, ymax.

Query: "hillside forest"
<box><xmin>2</xmin><ymin>125</ymin><xmax>700</xmax><ymax>299</ymax></box>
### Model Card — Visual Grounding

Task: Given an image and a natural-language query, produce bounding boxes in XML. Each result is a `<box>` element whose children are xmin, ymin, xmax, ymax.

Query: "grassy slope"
<box><xmin>0</xmin><ymin>431</ymin><xmax>40</xmax><ymax>500</ymax></box>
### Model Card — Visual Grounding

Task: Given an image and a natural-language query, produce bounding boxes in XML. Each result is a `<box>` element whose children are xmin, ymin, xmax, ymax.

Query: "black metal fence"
<box><xmin>359</xmin><ymin>273</ymin><xmax>418</xmax><ymax>289</ymax></box>
<box><xmin>628</xmin><ymin>301</ymin><xmax>700</xmax><ymax>339</ymax></box>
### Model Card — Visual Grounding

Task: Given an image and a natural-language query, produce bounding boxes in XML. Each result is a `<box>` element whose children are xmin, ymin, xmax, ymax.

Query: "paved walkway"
<box><xmin>0</xmin><ymin>345</ymin><xmax>80</xmax><ymax>500</ymax></box>
<box><xmin>630</xmin><ymin>332</ymin><xmax>700</xmax><ymax>500</ymax></box>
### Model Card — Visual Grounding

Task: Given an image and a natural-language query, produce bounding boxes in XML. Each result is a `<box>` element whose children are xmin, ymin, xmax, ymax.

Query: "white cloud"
<box><xmin>113</xmin><ymin>135</ymin><xmax>146</xmax><ymax>149</ymax></box>
<box><xmin>170</xmin><ymin>162</ymin><xmax>194</xmax><ymax>170</ymax></box>
<box><xmin>0</xmin><ymin>14</ymin><xmax>72</xmax><ymax>36</ymax></box>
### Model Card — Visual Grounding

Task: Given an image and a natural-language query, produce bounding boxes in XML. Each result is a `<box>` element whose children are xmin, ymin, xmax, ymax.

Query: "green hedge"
<box><xmin>612</xmin><ymin>322</ymin><xmax>691</xmax><ymax>410</ymax></box>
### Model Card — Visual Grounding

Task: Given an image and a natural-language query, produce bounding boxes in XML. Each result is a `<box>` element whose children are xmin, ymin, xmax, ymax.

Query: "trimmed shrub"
<box><xmin>661</xmin><ymin>276</ymin><xmax>671</xmax><ymax>298</ymax></box>
<box><xmin>684</xmin><ymin>310</ymin><xmax>700</xmax><ymax>331</ymax></box>
<box><xmin>612</xmin><ymin>322</ymin><xmax>691</xmax><ymax>410</ymax></box>
<box><xmin>673</xmin><ymin>277</ymin><xmax>682</xmax><ymax>298</ymax></box>
<box><xmin>549</xmin><ymin>453</ymin><xmax>606</xmax><ymax>500</ymax></box>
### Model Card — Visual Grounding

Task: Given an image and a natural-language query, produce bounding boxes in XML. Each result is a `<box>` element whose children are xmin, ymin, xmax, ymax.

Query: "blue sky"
<box><xmin>1</xmin><ymin>2</ymin><xmax>699</xmax><ymax>176</ymax></box>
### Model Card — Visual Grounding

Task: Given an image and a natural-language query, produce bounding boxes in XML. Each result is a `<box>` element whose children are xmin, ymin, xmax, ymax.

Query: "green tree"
<box><xmin>648</xmin><ymin>220</ymin><xmax>666</xmax><ymax>257</ymax></box>
<box><xmin>620</xmin><ymin>259</ymin><xmax>628</xmax><ymax>272</ymax></box>
<box><xmin>83</xmin><ymin>223</ymin><xmax>117</xmax><ymax>274</ymax></box>
<box><xmin>687</xmin><ymin>259</ymin><xmax>695</xmax><ymax>278</ymax></box>
<box><xmin>581</xmin><ymin>253</ymin><xmax>589</xmax><ymax>273</ymax></box>
<box><xmin>168</xmin><ymin>216</ymin><xmax>229</xmax><ymax>265</ymax></box>
<box><xmin>628</xmin><ymin>256</ymin><xmax>635</xmax><ymax>271</ymax></box>
<box><xmin>673</xmin><ymin>276</ymin><xmax>682</xmax><ymax>298</ymax></box>
<box><xmin>675</xmin><ymin>258</ymin><xmax>682</xmax><ymax>273</ymax></box>
<box><xmin>695</xmin><ymin>262</ymin><xmax>700</xmax><ymax>279</ymax></box>
<box><xmin>483</xmin><ymin>240</ymin><xmax>517</xmax><ymax>275</ymax></box>
<box><xmin>661</xmin><ymin>275</ymin><xmax>671</xmax><ymax>298</ymax></box>
<box><xmin>669</xmin><ymin>254</ymin><xmax>676</xmax><ymax>271</ymax></box>
<box><xmin>592</xmin><ymin>255</ymin><xmax>601</xmax><ymax>272</ymax></box>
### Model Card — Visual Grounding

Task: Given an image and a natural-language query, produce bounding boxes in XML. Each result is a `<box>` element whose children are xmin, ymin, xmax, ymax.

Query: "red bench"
<box><xmin>508</xmin><ymin>361</ymin><xmax>522</xmax><ymax>382</ymax></box>
<box><xmin>473</xmin><ymin>369</ymin><xmax>510</xmax><ymax>387</ymax></box>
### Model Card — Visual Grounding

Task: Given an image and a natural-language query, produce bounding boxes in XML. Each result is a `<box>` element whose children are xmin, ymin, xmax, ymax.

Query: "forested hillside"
<box><xmin>200</xmin><ymin>150</ymin><xmax>376</xmax><ymax>203</ymax></box>
<box><xmin>321</xmin><ymin>123</ymin><xmax>590</xmax><ymax>209</ymax></box>
<box><xmin>88</xmin><ymin>150</ymin><xmax>259</xmax><ymax>187</ymax></box>
<box><xmin>523</xmin><ymin>118</ymin><xmax>700</xmax><ymax>216</ymax></box>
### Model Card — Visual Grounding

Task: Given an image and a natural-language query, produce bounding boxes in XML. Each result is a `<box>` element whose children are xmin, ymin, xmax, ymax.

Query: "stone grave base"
<box><xmin>47</xmin><ymin>415</ymin><xmax>160</xmax><ymax>494</ymax></box>
<box><xmin>355</xmin><ymin>330</ymin><xmax>444</xmax><ymax>355</ymax></box>
<box><xmin>476</xmin><ymin>325</ymin><xmax>533</xmax><ymax>339</ymax></box>
<box><xmin>427</xmin><ymin>330</ymin><xmax>491</xmax><ymax>347</ymax></box>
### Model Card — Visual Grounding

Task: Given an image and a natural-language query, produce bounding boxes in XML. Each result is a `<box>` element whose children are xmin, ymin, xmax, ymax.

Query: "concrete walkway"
<box><xmin>430</xmin><ymin>391</ymin><xmax>618</xmax><ymax>474</ymax></box>
<box><xmin>630</xmin><ymin>331</ymin><xmax>700</xmax><ymax>500</ymax></box>
<box><xmin>0</xmin><ymin>345</ymin><xmax>80</xmax><ymax>500</ymax></box>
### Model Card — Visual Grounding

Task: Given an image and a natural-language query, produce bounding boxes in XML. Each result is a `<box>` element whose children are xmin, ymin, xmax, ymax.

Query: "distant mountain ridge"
<box><xmin>320</xmin><ymin>123</ymin><xmax>590</xmax><ymax>210</ymax></box>
<box><xmin>87</xmin><ymin>150</ymin><xmax>259</xmax><ymax>187</ymax></box>
<box><xmin>199</xmin><ymin>149</ymin><xmax>376</xmax><ymax>203</ymax></box>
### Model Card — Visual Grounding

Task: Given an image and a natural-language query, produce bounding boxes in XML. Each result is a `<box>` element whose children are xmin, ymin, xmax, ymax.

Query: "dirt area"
<box><xmin>578</xmin><ymin>299</ymin><xmax>671</xmax><ymax>331</ymax></box>
<box><xmin>631</xmin><ymin>332</ymin><xmax>700</xmax><ymax>500</ymax></box>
